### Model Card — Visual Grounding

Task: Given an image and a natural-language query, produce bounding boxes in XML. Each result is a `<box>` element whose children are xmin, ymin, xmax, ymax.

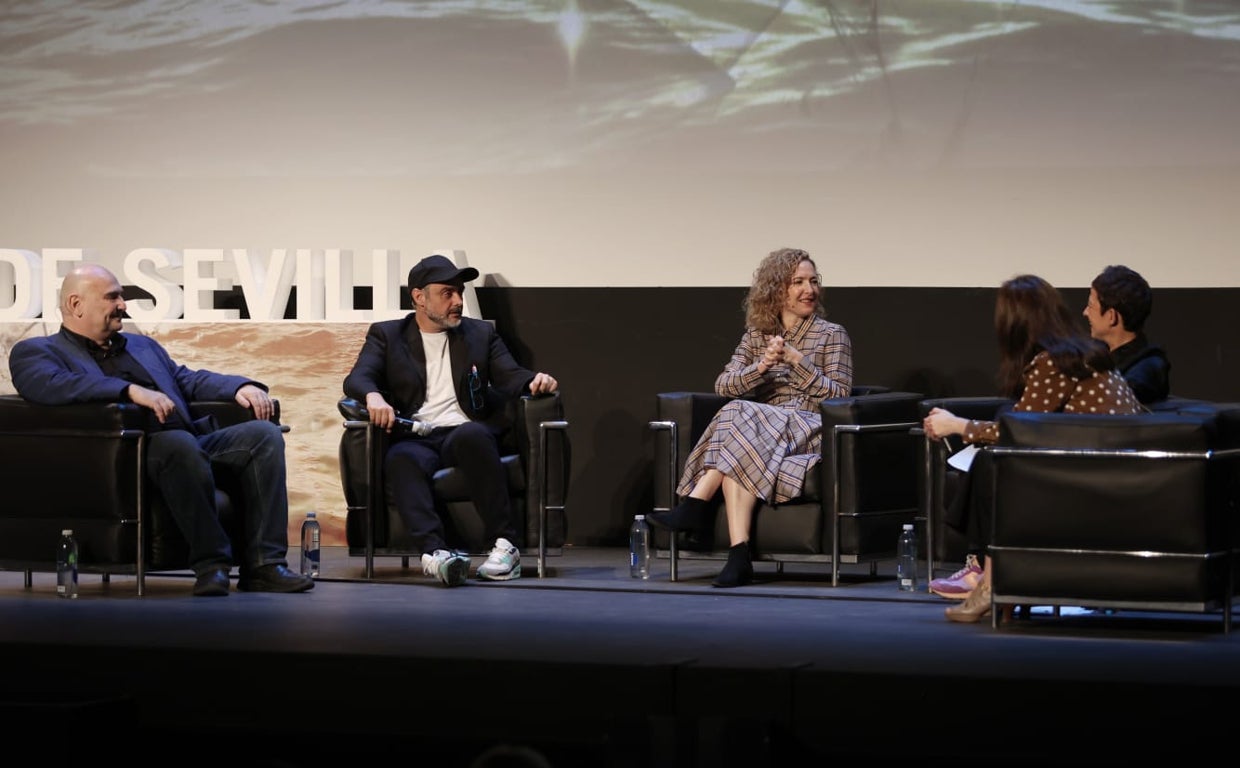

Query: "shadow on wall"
<box><xmin>903</xmin><ymin>367</ymin><xmax>994</xmax><ymax>400</ymax></box>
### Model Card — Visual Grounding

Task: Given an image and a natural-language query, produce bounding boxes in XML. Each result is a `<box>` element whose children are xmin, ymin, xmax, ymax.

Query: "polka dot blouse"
<box><xmin>963</xmin><ymin>350</ymin><xmax>1142</xmax><ymax>445</ymax></box>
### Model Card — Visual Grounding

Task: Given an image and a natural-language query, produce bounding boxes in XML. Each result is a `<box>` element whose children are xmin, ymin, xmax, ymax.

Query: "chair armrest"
<box><xmin>336</xmin><ymin>398</ymin><xmax>386</xmax><ymax>514</ymax></box>
<box><xmin>0</xmin><ymin>395</ymin><xmax>281</xmax><ymax>433</ymax></box>
<box><xmin>1146</xmin><ymin>395</ymin><xmax>1216</xmax><ymax>413</ymax></box>
<box><xmin>516</xmin><ymin>394</ymin><xmax>570</xmax><ymax>539</ymax></box>
<box><xmin>849</xmin><ymin>384</ymin><xmax>891</xmax><ymax>396</ymax></box>
<box><xmin>653</xmin><ymin>391</ymin><xmax>730</xmax><ymax>451</ymax></box>
<box><xmin>998</xmin><ymin>410</ymin><xmax>1214</xmax><ymax>451</ymax></box>
<box><xmin>190</xmin><ymin>399</ymin><xmax>283</xmax><ymax>429</ymax></box>
<box><xmin>338</xmin><ymin>397</ymin><xmax>367</xmax><ymax>422</ymax></box>
<box><xmin>913</xmin><ymin>395</ymin><xmax>1012</xmax><ymax>470</ymax></box>
<box><xmin>514</xmin><ymin>392</ymin><xmax>567</xmax><ymax>467</ymax></box>
<box><xmin>649</xmin><ymin>392</ymin><xmax>730</xmax><ymax>509</ymax></box>
<box><xmin>0</xmin><ymin>393</ymin><xmax>150</xmax><ymax>433</ymax></box>
<box><xmin>820</xmin><ymin>392</ymin><xmax>923</xmax><ymax>517</ymax></box>
<box><xmin>917</xmin><ymin>396</ymin><xmax>1015</xmax><ymax>421</ymax></box>
<box><xmin>821</xmin><ymin>390</ymin><xmax>924</xmax><ymax>427</ymax></box>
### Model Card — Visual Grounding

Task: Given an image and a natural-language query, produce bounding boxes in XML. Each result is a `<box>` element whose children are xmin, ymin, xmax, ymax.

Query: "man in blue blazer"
<box><xmin>8</xmin><ymin>263</ymin><xmax>313</xmax><ymax>597</ymax></box>
<box><xmin>343</xmin><ymin>254</ymin><xmax>558</xmax><ymax>586</ymax></box>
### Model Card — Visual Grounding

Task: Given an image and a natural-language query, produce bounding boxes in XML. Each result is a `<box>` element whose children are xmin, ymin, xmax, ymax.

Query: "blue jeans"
<box><xmin>145</xmin><ymin>420</ymin><xmax>290</xmax><ymax>576</ymax></box>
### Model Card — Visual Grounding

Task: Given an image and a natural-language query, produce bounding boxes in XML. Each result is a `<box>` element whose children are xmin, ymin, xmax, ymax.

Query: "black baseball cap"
<box><xmin>407</xmin><ymin>255</ymin><xmax>479</xmax><ymax>289</ymax></box>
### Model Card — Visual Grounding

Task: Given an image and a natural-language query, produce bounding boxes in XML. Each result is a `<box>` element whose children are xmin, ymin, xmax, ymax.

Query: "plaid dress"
<box><xmin>677</xmin><ymin>315</ymin><xmax>853</xmax><ymax>503</ymax></box>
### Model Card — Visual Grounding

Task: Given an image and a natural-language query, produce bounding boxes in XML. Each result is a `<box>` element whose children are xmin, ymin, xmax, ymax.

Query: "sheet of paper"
<box><xmin>947</xmin><ymin>444</ymin><xmax>979</xmax><ymax>472</ymax></box>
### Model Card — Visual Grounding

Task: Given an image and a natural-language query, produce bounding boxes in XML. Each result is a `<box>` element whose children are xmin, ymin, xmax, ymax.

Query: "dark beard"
<box><xmin>423</xmin><ymin>307</ymin><xmax>461</xmax><ymax>330</ymax></box>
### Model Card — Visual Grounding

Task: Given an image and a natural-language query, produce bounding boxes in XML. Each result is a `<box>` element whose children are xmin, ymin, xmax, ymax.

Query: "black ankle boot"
<box><xmin>648</xmin><ymin>497</ymin><xmax>711</xmax><ymax>535</ymax></box>
<box><xmin>712</xmin><ymin>541</ymin><xmax>753</xmax><ymax>588</ymax></box>
<box><xmin>648</xmin><ymin>497</ymin><xmax>714</xmax><ymax>552</ymax></box>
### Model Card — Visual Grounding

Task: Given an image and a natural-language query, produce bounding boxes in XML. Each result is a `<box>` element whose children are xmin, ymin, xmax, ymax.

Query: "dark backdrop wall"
<box><xmin>476</xmin><ymin>285</ymin><xmax>1240</xmax><ymax>546</ymax></box>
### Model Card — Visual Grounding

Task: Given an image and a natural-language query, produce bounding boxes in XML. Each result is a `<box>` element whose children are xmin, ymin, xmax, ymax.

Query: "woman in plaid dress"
<box><xmin>649</xmin><ymin>248</ymin><xmax>853</xmax><ymax>587</ymax></box>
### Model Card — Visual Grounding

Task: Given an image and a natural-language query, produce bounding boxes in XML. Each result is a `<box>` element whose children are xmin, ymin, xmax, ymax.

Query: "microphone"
<box><xmin>393</xmin><ymin>416</ymin><xmax>435</xmax><ymax>436</ymax></box>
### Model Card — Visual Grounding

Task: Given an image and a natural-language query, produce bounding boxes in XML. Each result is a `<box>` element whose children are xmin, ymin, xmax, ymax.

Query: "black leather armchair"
<box><xmin>649</xmin><ymin>387</ymin><xmax>924</xmax><ymax>586</ymax></box>
<box><xmin>337</xmin><ymin>393</ymin><xmax>570</xmax><ymax>578</ymax></box>
<box><xmin>987</xmin><ymin>407</ymin><xmax>1240</xmax><ymax>632</ymax></box>
<box><xmin>0</xmin><ymin>393</ymin><xmax>285</xmax><ymax>595</ymax></box>
<box><xmin>914</xmin><ymin>394</ymin><xmax>1230</xmax><ymax>581</ymax></box>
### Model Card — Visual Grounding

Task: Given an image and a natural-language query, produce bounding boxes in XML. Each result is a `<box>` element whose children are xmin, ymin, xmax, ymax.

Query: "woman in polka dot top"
<box><xmin>922</xmin><ymin>274</ymin><xmax>1142</xmax><ymax>623</ymax></box>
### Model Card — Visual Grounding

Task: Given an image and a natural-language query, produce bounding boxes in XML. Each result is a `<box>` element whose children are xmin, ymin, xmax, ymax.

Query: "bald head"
<box><xmin>60</xmin><ymin>263</ymin><xmax>127</xmax><ymax>344</ymax></box>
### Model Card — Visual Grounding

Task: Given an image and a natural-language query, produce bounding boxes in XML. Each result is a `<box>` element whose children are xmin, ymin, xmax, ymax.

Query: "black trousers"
<box><xmin>383</xmin><ymin>421</ymin><xmax>517</xmax><ymax>554</ymax></box>
<box><xmin>943</xmin><ymin>447</ymin><xmax>995</xmax><ymax>559</ymax></box>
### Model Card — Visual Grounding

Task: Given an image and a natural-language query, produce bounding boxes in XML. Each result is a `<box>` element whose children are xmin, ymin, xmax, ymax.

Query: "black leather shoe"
<box><xmin>193</xmin><ymin>567</ymin><xmax>230</xmax><ymax>597</ymax></box>
<box><xmin>237</xmin><ymin>564</ymin><xmax>314</xmax><ymax>593</ymax></box>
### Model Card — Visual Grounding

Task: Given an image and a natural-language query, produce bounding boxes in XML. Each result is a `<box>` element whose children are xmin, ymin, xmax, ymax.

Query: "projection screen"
<box><xmin>2</xmin><ymin>0</ymin><xmax>1238</xmax><ymax>290</ymax></box>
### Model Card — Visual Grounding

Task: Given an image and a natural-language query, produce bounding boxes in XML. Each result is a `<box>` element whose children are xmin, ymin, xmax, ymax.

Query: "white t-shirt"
<box><xmin>413</xmin><ymin>331</ymin><xmax>470</xmax><ymax>428</ymax></box>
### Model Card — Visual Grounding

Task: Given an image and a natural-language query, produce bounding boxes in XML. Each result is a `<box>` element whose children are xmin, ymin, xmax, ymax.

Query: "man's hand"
<box><xmin>365</xmin><ymin>392</ymin><xmax>397</xmax><ymax>430</ymax></box>
<box><xmin>128</xmin><ymin>384</ymin><xmax>178</xmax><ymax>424</ymax></box>
<box><xmin>528</xmin><ymin>372</ymin><xmax>558</xmax><ymax>395</ymax></box>
<box><xmin>235</xmin><ymin>384</ymin><xmax>275</xmax><ymax>421</ymax></box>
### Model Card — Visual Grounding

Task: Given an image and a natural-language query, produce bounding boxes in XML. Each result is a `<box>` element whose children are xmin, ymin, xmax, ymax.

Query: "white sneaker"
<box><xmin>421</xmin><ymin>549</ymin><xmax>470</xmax><ymax>587</ymax></box>
<box><xmin>477</xmin><ymin>538</ymin><xmax>521</xmax><ymax>581</ymax></box>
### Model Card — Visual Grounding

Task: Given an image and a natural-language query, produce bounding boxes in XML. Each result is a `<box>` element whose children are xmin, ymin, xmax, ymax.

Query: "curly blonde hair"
<box><xmin>743</xmin><ymin>247</ymin><xmax>822</xmax><ymax>334</ymax></box>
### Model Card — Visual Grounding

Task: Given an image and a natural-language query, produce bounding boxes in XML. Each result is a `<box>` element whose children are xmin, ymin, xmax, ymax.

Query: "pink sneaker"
<box><xmin>929</xmin><ymin>554</ymin><xmax>982</xmax><ymax>599</ymax></box>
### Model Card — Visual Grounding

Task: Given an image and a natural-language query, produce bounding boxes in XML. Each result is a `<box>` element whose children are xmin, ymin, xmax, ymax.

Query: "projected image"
<box><xmin>4</xmin><ymin>1</ymin><xmax>1238</xmax><ymax>175</ymax></box>
<box><xmin>1</xmin><ymin>1</ymin><xmax>1239</xmax><ymax>287</ymax></box>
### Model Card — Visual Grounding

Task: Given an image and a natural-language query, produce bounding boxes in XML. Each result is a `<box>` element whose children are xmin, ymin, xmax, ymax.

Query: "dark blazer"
<box><xmin>343</xmin><ymin>314</ymin><xmax>536</xmax><ymax>434</ymax></box>
<box><xmin>8</xmin><ymin>328</ymin><xmax>259</xmax><ymax>433</ymax></box>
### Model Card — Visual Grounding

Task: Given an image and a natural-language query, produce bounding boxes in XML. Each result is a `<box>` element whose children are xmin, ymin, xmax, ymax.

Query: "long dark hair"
<box><xmin>994</xmin><ymin>274</ymin><xmax>1113</xmax><ymax>398</ymax></box>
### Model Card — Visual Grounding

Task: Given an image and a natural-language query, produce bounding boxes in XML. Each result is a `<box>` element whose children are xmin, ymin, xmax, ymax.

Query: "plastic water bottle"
<box><xmin>629</xmin><ymin>514</ymin><xmax>651</xmax><ymax>579</ymax></box>
<box><xmin>897</xmin><ymin>523</ymin><xmax>918</xmax><ymax>592</ymax></box>
<box><xmin>57</xmin><ymin>529</ymin><xmax>79</xmax><ymax>599</ymax></box>
<box><xmin>300</xmin><ymin>512</ymin><xmax>321</xmax><ymax>578</ymax></box>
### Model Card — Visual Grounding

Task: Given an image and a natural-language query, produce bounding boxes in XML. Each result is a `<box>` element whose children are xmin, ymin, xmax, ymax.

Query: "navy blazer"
<box><xmin>9</xmin><ymin>328</ymin><xmax>260</xmax><ymax>433</ymax></box>
<box><xmin>343</xmin><ymin>314</ymin><xmax>536</xmax><ymax>434</ymax></box>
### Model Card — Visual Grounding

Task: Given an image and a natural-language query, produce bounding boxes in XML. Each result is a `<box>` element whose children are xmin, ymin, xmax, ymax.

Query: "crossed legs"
<box><xmin>651</xmin><ymin>468</ymin><xmax>757</xmax><ymax>587</ymax></box>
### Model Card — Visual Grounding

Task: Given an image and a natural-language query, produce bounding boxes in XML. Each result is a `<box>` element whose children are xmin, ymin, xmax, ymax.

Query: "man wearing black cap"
<box><xmin>343</xmin><ymin>254</ymin><xmax>558</xmax><ymax>586</ymax></box>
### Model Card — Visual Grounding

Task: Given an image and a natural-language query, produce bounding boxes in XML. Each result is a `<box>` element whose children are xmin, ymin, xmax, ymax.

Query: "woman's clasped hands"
<box><xmin>759</xmin><ymin>335</ymin><xmax>785</xmax><ymax>374</ymax></box>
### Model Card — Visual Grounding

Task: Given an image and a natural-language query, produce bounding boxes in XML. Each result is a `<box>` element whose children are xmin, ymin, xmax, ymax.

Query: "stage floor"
<box><xmin>2</xmin><ymin>546</ymin><xmax>1237</xmax><ymax>767</ymax></box>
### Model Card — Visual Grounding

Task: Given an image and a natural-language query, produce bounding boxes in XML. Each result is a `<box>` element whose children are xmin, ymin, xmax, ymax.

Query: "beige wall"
<box><xmin>1</xmin><ymin>322</ymin><xmax>368</xmax><ymax>547</ymax></box>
